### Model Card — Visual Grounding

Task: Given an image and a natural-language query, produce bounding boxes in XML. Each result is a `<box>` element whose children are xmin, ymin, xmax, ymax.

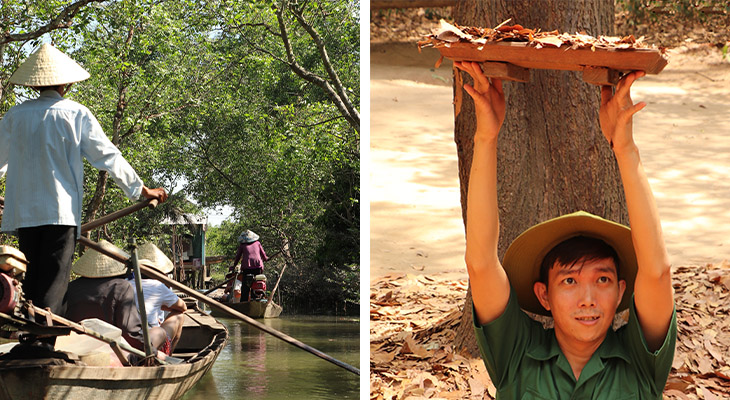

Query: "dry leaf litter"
<box><xmin>418</xmin><ymin>19</ymin><xmax>658</xmax><ymax>53</ymax></box>
<box><xmin>370</xmin><ymin>262</ymin><xmax>730</xmax><ymax>399</ymax></box>
<box><xmin>370</xmin><ymin>6</ymin><xmax>728</xmax><ymax>49</ymax></box>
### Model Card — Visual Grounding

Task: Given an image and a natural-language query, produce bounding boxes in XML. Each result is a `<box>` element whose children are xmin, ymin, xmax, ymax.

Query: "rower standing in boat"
<box><xmin>226</xmin><ymin>230</ymin><xmax>269</xmax><ymax>301</ymax></box>
<box><xmin>0</xmin><ymin>44</ymin><xmax>168</xmax><ymax>349</ymax></box>
<box><xmin>128</xmin><ymin>243</ymin><xmax>186</xmax><ymax>354</ymax></box>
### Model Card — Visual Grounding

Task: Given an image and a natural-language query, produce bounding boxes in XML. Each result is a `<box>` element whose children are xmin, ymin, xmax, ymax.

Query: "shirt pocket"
<box><xmin>521</xmin><ymin>387</ymin><xmax>553</xmax><ymax>400</ymax></box>
<box><xmin>608</xmin><ymin>394</ymin><xmax>637</xmax><ymax>400</ymax></box>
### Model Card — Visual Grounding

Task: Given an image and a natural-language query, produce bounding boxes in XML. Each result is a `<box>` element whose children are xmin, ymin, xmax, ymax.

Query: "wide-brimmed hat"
<box><xmin>137</xmin><ymin>243</ymin><xmax>174</xmax><ymax>275</ymax></box>
<box><xmin>502</xmin><ymin>211</ymin><xmax>637</xmax><ymax>316</ymax></box>
<box><xmin>73</xmin><ymin>240</ymin><xmax>129</xmax><ymax>278</ymax></box>
<box><xmin>9</xmin><ymin>43</ymin><xmax>90</xmax><ymax>87</ymax></box>
<box><xmin>238</xmin><ymin>230</ymin><xmax>260</xmax><ymax>244</ymax></box>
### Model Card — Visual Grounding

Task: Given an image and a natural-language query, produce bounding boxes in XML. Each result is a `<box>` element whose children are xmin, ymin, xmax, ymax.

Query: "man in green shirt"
<box><xmin>456</xmin><ymin>61</ymin><xmax>676</xmax><ymax>399</ymax></box>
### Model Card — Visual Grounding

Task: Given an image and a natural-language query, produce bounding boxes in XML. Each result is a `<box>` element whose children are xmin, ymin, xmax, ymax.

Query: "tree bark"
<box><xmin>451</xmin><ymin>0</ymin><xmax>625</xmax><ymax>356</ymax></box>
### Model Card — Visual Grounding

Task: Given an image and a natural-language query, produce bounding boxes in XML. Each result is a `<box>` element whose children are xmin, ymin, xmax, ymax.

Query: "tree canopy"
<box><xmin>0</xmin><ymin>0</ymin><xmax>359</xmax><ymax>314</ymax></box>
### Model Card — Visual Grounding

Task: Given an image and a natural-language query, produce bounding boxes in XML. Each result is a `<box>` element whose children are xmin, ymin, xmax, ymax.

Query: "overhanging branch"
<box><xmin>273</xmin><ymin>4</ymin><xmax>359</xmax><ymax>132</ymax></box>
<box><xmin>1</xmin><ymin>0</ymin><xmax>106</xmax><ymax>45</ymax></box>
<box><xmin>288</xmin><ymin>4</ymin><xmax>359</xmax><ymax>127</ymax></box>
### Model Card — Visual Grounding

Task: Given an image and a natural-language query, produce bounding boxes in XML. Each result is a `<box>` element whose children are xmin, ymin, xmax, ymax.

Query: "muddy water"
<box><xmin>182</xmin><ymin>315</ymin><xmax>360</xmax><ymax>399</ymax></box>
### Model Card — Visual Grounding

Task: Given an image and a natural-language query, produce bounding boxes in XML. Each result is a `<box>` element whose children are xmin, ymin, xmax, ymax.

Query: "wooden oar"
<box><xmin>128</xmin><ymin>238</ymin><xmax>154</xmax><ymax>359</ymax></box>
<box><xmin>265</xmin><ymin>262</ymin><xmax>287</xmax><ymax>307</ymax></box>
<box><xmin>78</xmin><ymin>236</ymin><xmax>360</xmax><ymax>376</ymax></box>
<box><xmin>81</xmin><ymin>198</ymin><xmax>159</xmax><ymax>233</ymax></box>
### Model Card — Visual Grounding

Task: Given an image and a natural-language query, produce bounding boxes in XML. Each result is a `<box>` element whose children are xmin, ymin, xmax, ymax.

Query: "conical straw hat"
<box><xmin>72</xmin><ymin>240</ymin><xmax>129</xmax><ymax>278</ymax></box>
<box><xmin>237</xmin><ymin>230</ymin><xmax>259</xmax><ymax>244</ymax></box>
<box><xmin>137</xmin><ymin>243</ymin><xmax>174</xmax><ymax>274</ymax></box>
<box><xmin>9</xmin><ymin>43</ymin><xmax>90</xmax><ymax>87</ymax></box>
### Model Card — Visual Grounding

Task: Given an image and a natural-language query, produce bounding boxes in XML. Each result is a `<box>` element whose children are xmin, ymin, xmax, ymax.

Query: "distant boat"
<box><xmin>0</xmin><ymin>300</ymin><xmax>227</xmax><ymax>400</ymax></box>
<box><xmin>209</xmin><ymin>300</ymin><xmax>283</xmax><ymax>319</ymax></box>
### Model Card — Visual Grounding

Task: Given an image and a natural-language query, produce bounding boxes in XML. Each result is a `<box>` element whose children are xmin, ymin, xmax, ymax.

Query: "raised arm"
<box><xmin>456</xmin><ymin>61</ymin><xmax>510</xmax><ymax>325</ymax></box>
<box><xmin>599</xmin><ymin>71</ymin><xmax>673</xmax><ymax>351</ymax></box>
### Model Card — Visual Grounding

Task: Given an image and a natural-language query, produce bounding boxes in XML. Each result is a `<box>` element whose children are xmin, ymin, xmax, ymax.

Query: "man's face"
<box><xmin>533</xmin><ymin>257</ymin><xmax>626</xmax><ymax>349</ymax></box>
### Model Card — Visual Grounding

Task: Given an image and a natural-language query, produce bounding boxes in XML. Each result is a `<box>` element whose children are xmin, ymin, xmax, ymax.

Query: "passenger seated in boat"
<box><xmin>64</xmin><ymin>240</ymin><xmax>169</xmax><ymax>356</ymax></box>
<box><xmin>230</xmin><ymin>277</ymin><xmax>243</xmax><ymax>303</ymax></box>
<box><xmin>127</xmin><ymin>243</ymin><xmax>187</xmax><ymax>354</ymax></box>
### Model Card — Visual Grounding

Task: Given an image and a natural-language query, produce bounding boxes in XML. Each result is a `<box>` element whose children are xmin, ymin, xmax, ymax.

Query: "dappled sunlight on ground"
<box><xmin>632</xmin><ymin>47</ymin><xmax>730</xmax><ymax>266</ymax></box>
<box><xmin>370</xmin><ymin>71</ymin><xmax>467</xmax><ymax>280</ymax></box>
<box><xmin>371</xmin><ymin>43</ymin><xmax>730</xmax><ymax>280</ymax></box>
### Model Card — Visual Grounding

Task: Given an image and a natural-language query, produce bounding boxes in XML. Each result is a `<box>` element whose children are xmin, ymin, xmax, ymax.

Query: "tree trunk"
<box><xmin>83</xmin><ymin>85</ymin><xmax>126</xmax><ymax>228</ymax></box>
<box><xmin>452</xmin><ymin>0</ymin><xmax>625</xmax><ymax>356</ymax></box>
<box><xmin>84</xmin><ymin>170</ymin><xmax>109</xmax><ymax>224</ymax></box>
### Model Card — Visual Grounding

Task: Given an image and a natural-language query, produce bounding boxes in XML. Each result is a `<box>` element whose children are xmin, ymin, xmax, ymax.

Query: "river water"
<box><xmin>181</xmin><ymin>314</ymin><xmax>360</xmax><ymax>399</ymax></box>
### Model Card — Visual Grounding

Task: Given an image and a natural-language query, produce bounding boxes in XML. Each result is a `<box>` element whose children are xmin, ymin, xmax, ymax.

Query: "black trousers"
<box><xmin>18</xmin><ymin>225</ymin><xmax>77</xmax><ymax>316</ymax></box>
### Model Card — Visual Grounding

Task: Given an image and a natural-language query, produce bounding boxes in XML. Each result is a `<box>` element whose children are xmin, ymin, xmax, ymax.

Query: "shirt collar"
<box><xmin>525</xmin><ymin>322</ymin><xmax>632</xmax><ymax>364</ymax></box>
<box><xmin>525</xmin><ymin>329</ymin><xmax>562</xmax><ymax>361</ymax></box>
<box><xmin>596</xmin><ymin>326</ymin><xmax>632</xmax><ymax>363</ymax></box>
<box><xmin>39</xmin><ymin>89</ymin><xmax>63</xmax><ymax>99</ymax></box>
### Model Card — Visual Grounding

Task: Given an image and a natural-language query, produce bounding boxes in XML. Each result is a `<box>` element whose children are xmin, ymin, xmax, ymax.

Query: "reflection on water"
<box><xmin>182</xmin><ymin>314</ymin><xmax>359</xmax><ymax>400</ymax></box>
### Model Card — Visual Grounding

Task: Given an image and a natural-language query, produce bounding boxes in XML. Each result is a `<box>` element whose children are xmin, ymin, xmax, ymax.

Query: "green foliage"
<box><xmin>0</xmin><ymin>0</ymin><xmax>359</xmax><ymax>313</ymax></box>
<box><xmin>0</xmin><ymin>1</ymin><xmax>104</xmax><ymax>110</ymax></box>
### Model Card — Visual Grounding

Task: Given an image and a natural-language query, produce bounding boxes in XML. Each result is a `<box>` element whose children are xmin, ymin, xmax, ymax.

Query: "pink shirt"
<box><xmin>233</xmin><ymin>241</ymin><xmax>269</xmax><ymax>270</ymax></box>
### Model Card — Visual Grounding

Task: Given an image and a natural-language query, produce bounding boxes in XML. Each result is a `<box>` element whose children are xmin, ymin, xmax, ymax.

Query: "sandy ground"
<box><xmin>370</xmin><ymin>42</ymin><xmax>730</xmax><ymax>281</ymax></box>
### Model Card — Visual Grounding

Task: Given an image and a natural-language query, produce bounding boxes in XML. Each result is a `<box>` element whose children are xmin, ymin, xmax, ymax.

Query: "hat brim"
<box><xmin>502</xmin><ymin>211</ymin><xmax>637</xmax><ymax>316</ymax></box>
<box><xmin>72</xmin><ymin>240</ymin><xmax>129</xmax><ymax>278</ymax></box>
<box><xmin>238</xmin><ymin>231</ymin><xmax>260</xmax><ymax>244</ymax></box>
<box><xmin>9</xmin><ymin>44</ymin><xmax>90</xmax><ymax>87</ymax></box>
<box><xmin>136</xmin><ymin>243</ymin><xmax>174</xmax><ymax>275</ymax></box>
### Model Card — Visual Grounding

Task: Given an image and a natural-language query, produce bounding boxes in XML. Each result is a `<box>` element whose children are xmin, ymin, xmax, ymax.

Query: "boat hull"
<box><xmin>209</xmin><ymin>300</ymin><xmax>282</xmax><ymax>319</ymax></box>
<box><xmin>0</xmin><ymin>307</ymin><xmax>227</xmax><ymax>400</ymax></box>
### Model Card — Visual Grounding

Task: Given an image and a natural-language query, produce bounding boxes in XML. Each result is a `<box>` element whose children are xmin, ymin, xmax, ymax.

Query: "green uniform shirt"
<box><xmin>473</xmin><ymin>289</ymin><xmax>677</xmax><ymax>399</ymax></box>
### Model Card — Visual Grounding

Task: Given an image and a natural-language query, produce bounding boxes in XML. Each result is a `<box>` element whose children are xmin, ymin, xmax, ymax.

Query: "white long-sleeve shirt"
<box><xmin>0</xmin><ymin>90</ymin><xmax>143</xmax><ymax>235</ymax></box>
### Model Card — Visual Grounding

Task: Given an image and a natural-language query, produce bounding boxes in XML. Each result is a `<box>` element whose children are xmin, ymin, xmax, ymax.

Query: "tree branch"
<box><xmin>273</xmin><ymin>4</ymin><xmax>359</xmax><ymax>132</ymax></box>
<box><xmin>235</xmin><ymin>22</ymin><xmax>282</xmax><ymax>38</ymax></box>
<box><xmin>293</xmin><ymin>115</ymin><xmax>344</xmax><ymax>129</ymax></box>
<box><xmin>1</xmin><ymin>0</ymin><xmax>106</xmax><ymax>45</ymax></box>
<box><xmin>287</xmin><ymin>3</ymin><xmax>360</xmax><ymax>126</ymax></box>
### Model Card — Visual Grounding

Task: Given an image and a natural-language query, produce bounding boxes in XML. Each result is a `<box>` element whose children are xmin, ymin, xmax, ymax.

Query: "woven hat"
<box><xmin>9</xmin><ymin>43</ymin><xmax>90</xmax><ymax>87</ymax></box>
<box><xmin>73</xmin><ymin>240</ymin><xmax>129</xmax><ymax>278</ymax></box>
<box><xmin>502</xmin><ymin>211</ymin><xmax>637</xmax><ymax>316</ymax></box>
<box><xmin>137</xmin><ymin>243</ymin><xmax>174</xmax><ymax>274</ymax></box>
<box><xmin>238</xmin><ymin>230</ymin><xmax>260</xmax><ymax>244</ymax></box>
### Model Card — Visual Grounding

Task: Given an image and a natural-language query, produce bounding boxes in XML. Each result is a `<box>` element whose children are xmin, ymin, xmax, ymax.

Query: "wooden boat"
<box><xmin>209</xmin><ymin>300</ymin><xmax>282</xmax><ymax>319</ymax></box>
<box><xmin>0</xmin><ymin>300</ymin><xmax>227</xmax><ymax>400</ymax></box>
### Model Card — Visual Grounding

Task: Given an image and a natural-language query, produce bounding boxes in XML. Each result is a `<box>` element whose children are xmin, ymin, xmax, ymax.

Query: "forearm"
<box><xmin>162</xmin><ymin>299</ymin><xmax>187</xmax><ymax>313</ymax></box>
<box><xmin>614</xmin><ymin>145</ymin><xmax>670</xmax><ymax>277</ymax></box>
